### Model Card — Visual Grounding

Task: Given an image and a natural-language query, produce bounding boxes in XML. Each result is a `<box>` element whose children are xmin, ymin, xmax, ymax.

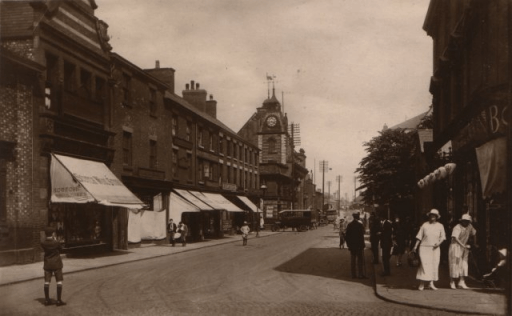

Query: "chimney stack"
<box><xmin>182</xmin><ymin>79</ymin><xmax>207</xmax><ymax>112</ymax></box>
<box><xmin>205</xmin><ymin>94</ymin><xmax>217</xmax><ymax>118</ymax></box>
<box><xmin>144</xmin><ymin>62</ymin><xmax>175</xmax><ymax>94</ymax></box>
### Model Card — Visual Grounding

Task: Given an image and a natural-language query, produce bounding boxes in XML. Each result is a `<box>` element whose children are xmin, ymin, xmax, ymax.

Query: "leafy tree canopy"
<box><xmin>356</xmin><ymin>128</ymin><xmax>418</xmax><ymax>206</ymax></box>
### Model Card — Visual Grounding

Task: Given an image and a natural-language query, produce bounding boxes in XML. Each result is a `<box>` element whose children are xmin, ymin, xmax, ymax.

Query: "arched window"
<box><xmin>268</xmin><ymin>137</ymin><xmax>276</xmax><ymax>154</ymax></box>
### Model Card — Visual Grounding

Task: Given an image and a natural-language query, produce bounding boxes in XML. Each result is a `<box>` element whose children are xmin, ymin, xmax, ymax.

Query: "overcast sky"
<box><xmin>96</xmin><ymin>0</ymin><xmax>433</xmax><ymax>200</ymax></box>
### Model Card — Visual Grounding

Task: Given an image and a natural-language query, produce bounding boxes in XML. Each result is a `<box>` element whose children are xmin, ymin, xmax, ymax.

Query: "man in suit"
<box><xmin>380</xmin><ymin>213</ymin><xmax>394</xmax><ymax>276</ymax></box>
<box><xmin>177</xmin><ymin>222</ymin><xmax>188</xmax><ymax>246</ymax></box>
<box><xmin>345</xmin><ymin>212</ymin><xmax>366</xmax><ymax>279</ymax></box>
<box><xmin>168</xmin><ymin>219</ymin><xmax>177</xmax><ymax>246</ymax></box>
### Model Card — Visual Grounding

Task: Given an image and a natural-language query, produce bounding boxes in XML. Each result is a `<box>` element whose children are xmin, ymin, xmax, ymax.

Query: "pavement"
<box><xmin>0</xmin><ymin>230</ymin><xmax>279</xmax><ymax>287</ymax></box>
<box><xmin>0</xmin><ymin>228</ymin><xmax>507</xmax><ymax>315</ymax></box>
<box><xmin>370</xmin><ymin>250</ymin><xmax>507</xmax><ymax>315</ymax></box>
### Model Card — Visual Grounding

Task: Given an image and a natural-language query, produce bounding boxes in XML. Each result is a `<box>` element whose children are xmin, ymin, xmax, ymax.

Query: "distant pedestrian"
<box><xmin>412</xmin><ymin>209</ymin><xmax>446</xmax><ymax>290</ymax></box>
<box><xmin>41</xmin><ymin>226</ymin><xmax>66</xmax><ymax>306</ymax></box>
<box><xmin>339</xmin><ymin>218</ymin><xmax>346</xmax><ymax>249</ymax></box>
<box><xmin>449</xmin><ymin>214</ymin><xmax>477</xmax><ymax>289</ymax></box>
<box><xmin>380</xmin><ymin>214</ymin><xmax>393</xmax><ymax>276</ymax></box>
<box><xmin>177</xmin><ymin>222</ymin><xmax>188</xmax><ymax>246</ymax></box>
<box><xmin>392</xmin><ymin>216</ymin><xmax>406</xmax><ymax>267</ymax></box>
<box><xmin>369</xmin><ymin>212</ymin><xmax>381</xmax><ymax>264</ymax></box>
<box><xmin>167</xmin><ymin>219</ymin><xmax>177</xmax><ymax>246</ymax></box>
<box><xmin>241</xmin><ymin>221</ymin><xmax>250</xmax><ymax>246</ymax></box>
<box><xmin>345</xmin><ymin>212</ymin><xmax>366</xmax><ymax>279</ymax></box>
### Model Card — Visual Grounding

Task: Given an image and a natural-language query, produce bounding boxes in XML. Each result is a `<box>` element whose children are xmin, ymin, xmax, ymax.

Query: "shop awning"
<box><xmin>169</xmin><ymin>192</ymin><xmax>200</xmax><ymax>224</ymax></box>
<box><xmin>173</xmin><ymin>189</ymin><xmax>214</xmax><ymax>210</ymax></box>
<box><xmin>50</xmin><ymin>154</ymin><xmax>144</xmax><ymax>209</ymax></box>
<box><xmin>476</xmin><ymin>137</ymin><xmax>507</xmax><ymax>199</ymax></box>
<box><xmin>195</xmin><ymin>192</ymin><xmax>243</xmax><ymax>212</ymax></box>
<box><xmin>236</xmin><ymin>196</ymin><xmax>261</xmax><ymax>213</ymax></box>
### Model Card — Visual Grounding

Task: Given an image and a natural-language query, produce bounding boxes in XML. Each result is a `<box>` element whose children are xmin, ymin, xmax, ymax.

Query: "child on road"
<box><xmin>41</xmin><ymin>226</ymin><xmax>66</xmax><ymax>306</ymax></box>
<box><xmin>241</xmin><ymin>221</ymin><xmax>250</xmax><ymax>246</ymax></box>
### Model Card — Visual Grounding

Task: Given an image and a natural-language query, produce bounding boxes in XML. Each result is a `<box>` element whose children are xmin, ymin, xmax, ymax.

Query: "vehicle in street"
<box><xmin>271</xmin><ymin>209</ymin><xmax>317</xmax><ymax>232</ymax></box>
<box><xmin>326</xmin><ymin>209</ymin><xmax>338</xmax><ymax>224</ymax></box>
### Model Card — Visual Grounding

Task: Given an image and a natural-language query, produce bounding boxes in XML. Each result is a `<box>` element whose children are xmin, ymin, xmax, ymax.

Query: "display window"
<box><xmin>48</xmin><ymin>204</ymin><xmax>109</xmax><ymax>247</ymax></box>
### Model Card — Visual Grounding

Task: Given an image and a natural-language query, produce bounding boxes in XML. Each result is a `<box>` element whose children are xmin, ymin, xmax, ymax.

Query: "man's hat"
<box><xmin>44</xmin><ymin>226</ymin><xmax>55</xmax><ymax>235</ymax></box>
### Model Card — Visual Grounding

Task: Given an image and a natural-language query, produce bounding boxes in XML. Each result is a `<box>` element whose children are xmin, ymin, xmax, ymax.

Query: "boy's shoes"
<box><xmin>44</xmin><ymin>300</ymin><xmax>53</xmax><ymax>306</ymax></box>
<box><xmin>56</xmin><ymin>300</ymin><xmax>66</xmax><ymax>306</ymax></box>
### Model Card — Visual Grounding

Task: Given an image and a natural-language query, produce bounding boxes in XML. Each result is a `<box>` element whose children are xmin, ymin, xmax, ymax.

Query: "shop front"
<box><xmin>50</xmin><ymin>154</ymin><xmax>144</xmax><ymax>253</ymax></box>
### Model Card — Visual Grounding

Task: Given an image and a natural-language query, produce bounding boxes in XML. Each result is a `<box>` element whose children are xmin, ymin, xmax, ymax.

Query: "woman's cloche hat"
<box><xmin>427</xmin><ymin>209</ymin><xmax>440</xmax><ymax>219</ymax></box>
<box><xmin>460</xmin><ymin>214</ymin><xmax>472</xmax><ymax>222</ymax></box>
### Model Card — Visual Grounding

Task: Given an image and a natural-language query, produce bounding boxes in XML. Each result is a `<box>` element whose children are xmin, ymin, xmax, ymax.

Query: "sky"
<box><xmin>96</xmin><ymin>0</ymin><xmax>433</xmax><ymax>201</ymax></box>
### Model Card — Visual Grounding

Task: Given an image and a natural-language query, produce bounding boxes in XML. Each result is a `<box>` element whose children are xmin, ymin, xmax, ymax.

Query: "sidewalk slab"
<box><xmin>0</xmin><ymin>231</ymin><xmax>279</xmax><ymax>287</ymax></box>
<box><xmin>371</xmin><ymin>251</ymin><xmax>506</xmax><ymax>315</ymax></box>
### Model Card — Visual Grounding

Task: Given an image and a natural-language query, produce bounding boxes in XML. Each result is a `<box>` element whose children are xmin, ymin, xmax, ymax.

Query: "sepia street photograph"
<box><xmin>0</xmin><ymin>0</ymin><xmax>510</xmax><ymax>315</ymax></box>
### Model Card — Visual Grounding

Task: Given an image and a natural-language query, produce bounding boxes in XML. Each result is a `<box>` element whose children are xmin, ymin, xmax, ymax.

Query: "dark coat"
<box><xmin>167</xmin><ymin>222</ymin><xmax>177</xmax><ymax>233</ymax></box>
<box><xmin>345</xmin><ymin>220</ymin><xmax>365</xmax><ymax>250</ymax></box>
<box><xmin>369</xmin><ymin>216</ymin><xmax>381</xmax><ymax>242</ymax></box>
<box><xmin>380</xmin><ymin>220</ymin><xmax>393</xmax><ymax>249</ymax></box>
<box><xmin>41</xmin><ymin>239</ymin><xmax>63</xmax><ymax>271</ymax></box>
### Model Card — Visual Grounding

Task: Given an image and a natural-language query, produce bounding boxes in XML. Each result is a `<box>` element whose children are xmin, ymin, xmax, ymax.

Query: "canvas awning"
<box><xmin>50</xmin><ymin>154</ymin><xmax>144</xmax><ymax>209</ymax></box>
<box><xmin>475</xmin><ymin>137</ymin><xmax>507</xmax><ymax>199</ymax></box>
<box><xmin>168</xmin><ymin>192</ymin><xmax>200</xmax><ymax>224</ymax></box>
<box><xmin>173</xmin><ymin>189</ymin><xmax>214</xmax><ymax>210</ymax></box>
<box><xmin>236</xmin><ymin>196</ymin><xmax>261</xmax><ymax>213</ymax></box>
<box><xmin>195</xmin><ymin>192</ymin><xmax>243</xmax><ymax>212</ymax></box>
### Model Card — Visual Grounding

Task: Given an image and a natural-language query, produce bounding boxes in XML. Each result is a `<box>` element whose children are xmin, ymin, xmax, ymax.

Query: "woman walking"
<box><xmin>449</xmin><ymin>214</ymin><xmax>477</xmax><ymax>289</ymax></box>
<box><xmin>412</xmin><ymin>209</ymin><xmax>446</xmax><ymax>290</ymax></box>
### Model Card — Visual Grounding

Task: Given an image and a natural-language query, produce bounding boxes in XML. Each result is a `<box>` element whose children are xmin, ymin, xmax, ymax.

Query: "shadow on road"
<box><xmin>274</xmin><ymin>248</ymin><xmax>373</xmax><ymax>286</ymax></box>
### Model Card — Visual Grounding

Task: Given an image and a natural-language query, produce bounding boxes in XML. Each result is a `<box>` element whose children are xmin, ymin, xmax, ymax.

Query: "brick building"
<box><xmin>423</xmin><ymin>0</ymin><xmax>511</xmax><ymax>270</ymax></box>
<box><xmin>238</xmin><ymin>89</ymin><xmax>309</xmax><ymax>223</ymax></box>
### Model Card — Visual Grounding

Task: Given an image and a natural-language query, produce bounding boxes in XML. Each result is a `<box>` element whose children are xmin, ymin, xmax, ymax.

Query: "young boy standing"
<box><xmin>41</xmin><ymin>226</ymin><xmax>66</xmax><ymax>306</ymax></box>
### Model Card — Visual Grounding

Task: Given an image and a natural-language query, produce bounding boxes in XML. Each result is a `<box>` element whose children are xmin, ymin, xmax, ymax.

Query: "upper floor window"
<box><xmin>268</xmin><ymin>138</ymin><xmax>277</xmax><ymax>154</ymax></box>
<box><xmin>186</xmin><ymin>121</ymin><xmax>192</xmax><ymax>141</ymax></box>
<box><xmin>45</xmin><ymin>53</ymin><xmax>59</xmax><ymax>87</ymax></box>
<box><xmin>149</xmin><ymin>140</ymin><xmax>157</xmax><ymax>169</ymax></box>
<box><xmin>172</xmin><ymin>149</ymin><xmax>178</xmax><ymax>178</ymax></box>
<box><xmin>122</xmin><ymin>74</ymin><xmax>131</xmax><ymax>105</ymax></box>
<box><xmin>64</xmin><ymin>61</ymin><xmax>76</xmax><ymax>92</ymax></box>
<box><xmin>122</xmin><ymin>132</ymin><xmax>132</xmax><ymax>166</ymax></box>
<box><xmin>79</xmin><ymin>68</ymin><xmax>92</xmax><ymax>97</ymax></box>
<box><xmin>219</xmin><ymin>136</ymin><xmax>224</xmax><ymax>155</ymax></box>
<box><xmin>149</xmin><ymin>88</ymin><xmax>157</xmax><ymax>116</ymax></box>
<box><xmin>197</xmin><ymin>127</ymin><xmax>203</xmax><ymax>147</ymax></box>
<box><xmin>171</xmin><ymin>115</ymin><xmax>178</xmax><ymax>136</ymax></box>
<box><xmin>227</xmin><ymin>141</ymin><xmax>232</xmax><ymax>157</ymax></box>
<box><xmin>95</xmin><ymin>77</ymin><xmax>105</xmax><ymax>102</ymax></box>
<box><xmin>209</xmin><ymin>133</ymin><xmax>214</xmax><ymax>151</ymax></box>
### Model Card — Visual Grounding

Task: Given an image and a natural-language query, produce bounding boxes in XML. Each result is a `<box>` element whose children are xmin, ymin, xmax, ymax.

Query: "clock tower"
<box><xmin>238</xmin><ymin>88</ymin><xmax>308</xmax><ymax>221</ymax></box>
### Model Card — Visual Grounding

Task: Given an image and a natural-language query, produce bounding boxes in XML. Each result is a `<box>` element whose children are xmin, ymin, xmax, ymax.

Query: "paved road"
<box><xmin>0</xmin><ymin>227</ymin><xmax>465</xmax><ymax>316</ymax></box>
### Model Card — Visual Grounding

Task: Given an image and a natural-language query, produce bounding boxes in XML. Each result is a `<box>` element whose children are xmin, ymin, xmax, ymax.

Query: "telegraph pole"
<box><xmin>336</xmin><ymin>175</ymin><xmax>342</xmax><ymax>209</ymax></box>
<box><xmin>319</xmin><ymin>160</ymin><xmax>329</xmax><ymax>211</ymax></box>
<box><xmin>327</xmin><ymin>181</ymin><xmax>331</xmax><ymax>207</ymax></box>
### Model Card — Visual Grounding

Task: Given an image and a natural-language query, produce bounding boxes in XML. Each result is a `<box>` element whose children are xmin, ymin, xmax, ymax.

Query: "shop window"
<box><xmin>149</xmin><ymin>88</ymin><xmax>157</xmax><ymax>116</ymax></box>
<box><xmin>149</xmin><ymin>140</ymin><xmax>157</xmax><ymax>169</ymax></box>
<box><xmin>171</xmin><ymin>115</ymin><xmax>178</xmax><ymax>136</ymax></box>
<box><xmin>122</xmin><ymin>132</ymin><xmax>132</xmax><ymax>166</ymax></box>
<box><xmin>64</xmin><ymin>61</ymin><xmax>76</xmax><ymax>92</ymax></box>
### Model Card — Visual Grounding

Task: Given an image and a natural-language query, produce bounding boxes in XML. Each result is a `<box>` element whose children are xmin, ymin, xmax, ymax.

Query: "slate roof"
<box><xmin>389</xmin><ymin>111</ymin><xmax>429</xmax><ymax>130</ymax></box>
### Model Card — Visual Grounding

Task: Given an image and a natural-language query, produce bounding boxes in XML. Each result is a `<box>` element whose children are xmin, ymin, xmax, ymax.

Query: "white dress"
<box><xmin>416</xmin><ymin>222</ymin><xmax>446</xmax><ymax>281</ymax></box>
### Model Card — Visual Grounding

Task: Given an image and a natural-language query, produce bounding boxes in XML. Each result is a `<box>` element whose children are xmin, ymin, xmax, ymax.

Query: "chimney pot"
<box><xmin>196</xmin><ymin>83</ymin><xmax>200</xmax><ymax>89</ymax></box>
<box><xmin>155</xmin><ymin>60</ymin><xmax>160</xmax><ymax>68</ymax></box>
<box><xmin>191</xmin><ymin>80</ymin><xmax>195</xmax><ymax>90</ymax></box>
<box><xmin>185</xmin><ymin>83</ymin><xmax>190</xmax><ymax>90</ymax></box>
<box><xmin>210</xmin><ymin>94</ymin><xmax>213</xmax><ymax>100</ymax></box>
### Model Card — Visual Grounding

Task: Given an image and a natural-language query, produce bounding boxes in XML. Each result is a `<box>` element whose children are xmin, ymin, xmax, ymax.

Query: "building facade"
<box><xmin>423</xmin><ymin>0</ymin><xmax>511</xmax><ymax>270</ymax></box>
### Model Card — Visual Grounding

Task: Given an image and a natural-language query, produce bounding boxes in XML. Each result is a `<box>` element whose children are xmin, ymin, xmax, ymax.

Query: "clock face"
<box><xmin>266</xmin><ymin>116</ymin><xmax>277</xmax><ymax>127</ymax></box>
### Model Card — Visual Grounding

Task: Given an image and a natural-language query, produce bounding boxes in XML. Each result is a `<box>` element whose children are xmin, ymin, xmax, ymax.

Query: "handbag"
<box><xmin>408</xmin><ymin>251</ymin><xmax>420</xmax><ymax>267</ymax></box>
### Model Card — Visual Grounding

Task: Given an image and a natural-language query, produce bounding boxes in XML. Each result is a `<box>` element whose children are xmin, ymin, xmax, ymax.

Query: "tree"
<box><xmin>356</xmin><ymin>128</ymin><xmax>418</xmax><ymax>207</ymax></box>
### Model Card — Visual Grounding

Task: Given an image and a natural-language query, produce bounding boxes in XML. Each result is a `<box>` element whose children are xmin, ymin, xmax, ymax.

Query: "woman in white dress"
<box><xmin>449</xmin><ymin>214</ymin><xmax>476</xmax><ymax>289</ymax></box>
<box><xmin>412</xmin><ymin>209</ymin><xmax>446</xmax><ymax>290</ymax></box>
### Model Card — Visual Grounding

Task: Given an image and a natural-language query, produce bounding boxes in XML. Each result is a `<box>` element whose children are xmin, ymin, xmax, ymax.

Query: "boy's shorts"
<box><xmin>44</xmin><ymin>269</ymin><xmax>63</xmax><ymax>282</ymax></box>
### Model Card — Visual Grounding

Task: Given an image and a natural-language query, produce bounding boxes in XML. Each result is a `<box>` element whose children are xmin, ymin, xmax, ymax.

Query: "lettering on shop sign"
<box><xmin>53</xmin><ymin>185</ymin><xmax>88</xmax><ymax>198</ymax></box>
<box><xmin>453</xmin><ymin>102</ymin><xmax>509</xmax><ymax>151</ymax></box>
<box><xmin>72</xmin><ymin>174</ymin><xmax>123</xmax><ymax>186</ymax></box>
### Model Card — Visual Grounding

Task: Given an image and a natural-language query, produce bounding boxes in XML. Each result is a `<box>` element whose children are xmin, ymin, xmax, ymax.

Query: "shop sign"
<box><xmin>453</xmin><ymin>101</ymin><xmax>509</xmax><ymax>151</ymax></box>
<box><xmin>266</xmin><ymin>206</ymin><xmax>274</xmax><ymax>218</ymax></box>
<box><xmin>222</xmin><ymin>183</ymin><xmax>237</xmax><ymax>191</ymax></box>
